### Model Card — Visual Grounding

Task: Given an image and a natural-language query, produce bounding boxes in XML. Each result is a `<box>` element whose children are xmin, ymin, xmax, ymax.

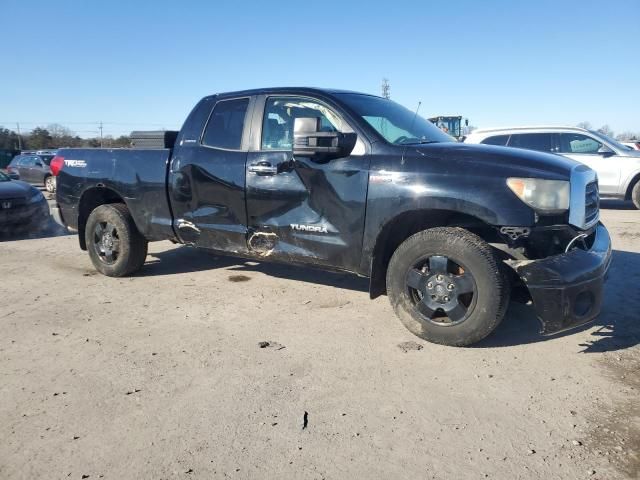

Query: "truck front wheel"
<box><xmin>85</xmin><ymin>204</ymin><xmax>148</xmax><ymax>277</ymax></box>
<box><xmin>386</xmin><ymin>227</ymin><xmax>510</xmax><ymax>347</ymax></box>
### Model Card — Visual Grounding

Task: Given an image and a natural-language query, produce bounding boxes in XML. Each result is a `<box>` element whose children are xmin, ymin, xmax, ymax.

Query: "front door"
<box><xmin>168</xmin><ymin>96</ymin><xmax>253</xmax><ymax>252</ymax></box>
<box><xmin>245</xmin><ymin>95</ymin><xmax>370</xmax><ymax>272</ymax></box>
<box><xmin>557</xmin><ymin>133</ymin><xmax>621</xmax><ymax>195</ymax></box>
<box><xmin>19</xmin><ymin>156</ymin><xmax>37</xmax><ymax>182</ymax></box>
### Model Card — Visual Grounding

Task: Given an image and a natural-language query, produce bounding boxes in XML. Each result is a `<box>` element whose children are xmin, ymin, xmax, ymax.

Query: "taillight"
<box><xmin>51</xmin><ymin>156</ymin><xmax>64</xmax><ymax>176</ymax></box>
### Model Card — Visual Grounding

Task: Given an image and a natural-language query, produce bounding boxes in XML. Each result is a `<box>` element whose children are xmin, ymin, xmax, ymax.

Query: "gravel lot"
<box><xmin>1</xmin><ymin>201</ymin><xmax>638</xmax><ymax>479</ymax></box>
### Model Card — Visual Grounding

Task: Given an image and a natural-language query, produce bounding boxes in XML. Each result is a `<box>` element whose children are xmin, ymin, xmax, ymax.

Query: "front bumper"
<box><xmin>507</xmin><ymin>223</ymin><xmax>612</xmax><ymax>335</ymax></box>
<box><xmin>0</xmin><ymin>199</ymin><xmax>49</xmax><ymax>227</ymax></box>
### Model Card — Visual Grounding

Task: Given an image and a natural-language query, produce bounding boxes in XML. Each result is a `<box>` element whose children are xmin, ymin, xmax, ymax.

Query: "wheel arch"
<box><xmin>77</xmin><ymin>186</ymin><xmax>129</xmax><ymax>250</ymax></box>
<box><xmin>624</xmin><ymin>171</ymin><xmax>640</xmax><ymax>200</ymax></box>
<box><xmin>368</xmin><ymin>209</ymin><xmax>499</xmax><ymax>299</ymax></box>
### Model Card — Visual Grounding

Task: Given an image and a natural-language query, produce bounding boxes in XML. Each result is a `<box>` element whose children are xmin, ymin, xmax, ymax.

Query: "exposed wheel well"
<box><xmin>369</xmin><ymin>209</ymin><xmax>499</xmax><ymax>298</ymax></box>
<box><xmin>625</xmin><ymin>173</ymin><xmax>640</xmax><ymax>200</ymax></box>
<box><xmin>77</xmin><ymin>187</ymin><xmax>125</xmax><ymax>250</ymax></box>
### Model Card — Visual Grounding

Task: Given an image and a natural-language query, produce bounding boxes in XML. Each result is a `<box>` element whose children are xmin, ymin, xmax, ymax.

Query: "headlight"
<box><xmin>506</xmin><ymin>178</ymin><xmax>569</xmax><ymax>213</ymax></box>
<box><xmin>28</xmin><ymin>190</ymin><xmax>44</xmax><ymax>204</ymax></box>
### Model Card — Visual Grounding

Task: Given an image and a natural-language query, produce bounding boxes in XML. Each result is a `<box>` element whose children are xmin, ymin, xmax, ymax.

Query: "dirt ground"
<box><xmin>1</xmin><ymin>201</ymin><xmax>638</xmax><ymax>480</ymax></box>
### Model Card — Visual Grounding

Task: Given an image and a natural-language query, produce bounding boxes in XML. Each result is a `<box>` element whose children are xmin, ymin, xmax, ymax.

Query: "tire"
<box><xmin>386</xmin><ymin>227</ymin><xmax>510</xmax><ymax>347</ymax></box>
<box><xmin>632</xmin><ymin>181</ymin><xmax>640</xmax><ymax>210</ymax></box>
<box><xmin>85</xmin><ymin>204</ymin><xmax>148</xmax><ymax>277</ymax></box>
<box><xmin>44</xmin><ymin>176</ymin><xmax>55</xmax><ymax>193</ymax></box>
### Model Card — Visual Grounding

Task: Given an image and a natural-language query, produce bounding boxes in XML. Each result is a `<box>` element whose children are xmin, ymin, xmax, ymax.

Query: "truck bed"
<box><xmin>55</xmin><ymin>148</ymin><xmax>175</xmax><ymax>241</ymax></box>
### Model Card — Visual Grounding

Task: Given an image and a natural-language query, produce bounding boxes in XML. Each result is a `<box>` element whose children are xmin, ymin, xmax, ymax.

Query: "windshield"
<box><xmin>337</xmin><ymin>94</ymin><xmax>455</xmax><ymax>145</ymax></box>
<box><xmin>41</xmin><ymin>155</ymin><xmax>54</xmax><ymax>165</ymax></box>
<box><xmin>0</xmin><ymin>171</ymin><xmax>9</xmax><ymax>182</ymax></box>
<box><xmin>589</xmin><ymin>130</ymin><xmax>633</xmax><ymax>153</ymax></box>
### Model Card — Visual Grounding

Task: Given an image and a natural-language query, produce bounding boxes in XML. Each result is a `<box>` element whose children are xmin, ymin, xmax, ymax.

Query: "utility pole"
<box><xmin>381</xmin><ymin>78</ymin><xmax>391</xmax><ymax>99</ymax></box>
<box><xmin>99</xmin><ymin>121</ymin><xmax>103</xmax><ymax>147</ymax></box>
<box><xmin>16</xmin><ymin>122</ymin><xmax>23</xmax><ymax>151</ymax></box>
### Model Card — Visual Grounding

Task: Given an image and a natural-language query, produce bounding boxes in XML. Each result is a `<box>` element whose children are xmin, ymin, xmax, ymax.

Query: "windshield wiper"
<box><xmin>401</xmin><ymin>140</ymin><xmax>441</xmax><ymax>145</ymax></box>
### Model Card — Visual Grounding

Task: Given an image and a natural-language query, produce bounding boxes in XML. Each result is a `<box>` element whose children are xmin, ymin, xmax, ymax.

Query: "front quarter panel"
<box><xmin>361</xmin><ymin>147</ymin><xmax>537</xmax><ymax>272</ymax></box>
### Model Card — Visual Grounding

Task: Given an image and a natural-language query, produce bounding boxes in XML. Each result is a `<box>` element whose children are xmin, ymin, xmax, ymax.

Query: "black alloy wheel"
<box><xmin>405</xmin><ymin>255</ymin><xmax>477</xmax><ymax>326</ymax></box>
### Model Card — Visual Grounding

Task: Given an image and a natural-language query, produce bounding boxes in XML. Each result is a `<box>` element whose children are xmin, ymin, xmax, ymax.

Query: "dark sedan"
<box><xmin>6</xmin><ymin>153</ymin><xmax>56</xmax><ymax>192</ymax></box>
<box><xmin>0</xmin><ymin>171</ymin><xmax>50</xmax><ymax>236</ymax></box>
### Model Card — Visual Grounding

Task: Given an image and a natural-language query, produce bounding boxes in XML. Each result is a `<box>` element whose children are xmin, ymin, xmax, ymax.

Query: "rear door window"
<box><xmin>481</xmin><ymin>135</ymin><xmax>509</xmax><ymax>146</ymax></box>
<box><xmin>508</xmin><ymin>133</ymin><xmax>553</xmax><ymax>152</ymax></box>
<box><xmin>202</xmin><ymin>98</ymin><xmax>250</xmax><ymax>150</ymax></box>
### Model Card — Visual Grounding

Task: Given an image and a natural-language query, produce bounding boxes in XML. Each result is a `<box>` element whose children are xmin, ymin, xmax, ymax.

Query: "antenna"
<box><xmin>409</xmin><ymin>101</ymin><xmax>422</xmax><ymax>132</ymax></box>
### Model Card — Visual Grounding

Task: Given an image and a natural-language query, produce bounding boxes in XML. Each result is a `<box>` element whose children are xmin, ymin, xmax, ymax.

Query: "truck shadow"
<box><xmin>142</xmin><ymin>246</ymin><xmax>639</xmax><ymax>352</ymax></box>
<box><xmin>476</xmin><ymin>249</ymin><xmax>640</xmax><ymax>352</ymax></box>
<box><xmin>141</xmin><ymin>246</ymin><xmax>370</xmax><ymax>293</ymax></box>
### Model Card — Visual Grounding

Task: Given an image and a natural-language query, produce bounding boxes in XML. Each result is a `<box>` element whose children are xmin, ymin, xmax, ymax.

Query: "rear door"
<box><xmin>168</xmin><ymin>96</ymin><xmax>254</xmax><ymax>252</ymax></box>
<box><xmin>244</xmin><ymin>95</ymin><xmax>370</xmax><ymax>271</ymax></box>
<box><xmin>507</xmin><ymin>133</ymin><xmax>554</xmax><ymax>153</ymax></box>
<box><xmin>556</xmin><ymin>133</ymin><xmax>620</xmax><ymax>195</ymax></box>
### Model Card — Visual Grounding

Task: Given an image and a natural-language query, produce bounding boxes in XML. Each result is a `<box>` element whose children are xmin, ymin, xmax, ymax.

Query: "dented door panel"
<box><xmin>246</xmin><ymin>151</ymin><xmax>370</xmax><ymax>271</ymax></box>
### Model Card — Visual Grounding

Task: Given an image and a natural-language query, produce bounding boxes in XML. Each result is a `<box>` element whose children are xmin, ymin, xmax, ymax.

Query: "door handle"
<box><xmin>248</xmin><ymin>163</ymin><xmax>278</xmax><ymax>175</ymax></box>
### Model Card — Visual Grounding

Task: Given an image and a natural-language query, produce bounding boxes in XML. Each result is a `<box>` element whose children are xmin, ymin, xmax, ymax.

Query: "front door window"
<box><xmin>261</xmin><ymin>97</ymin><xmax>348</xmax><ymax>151</ymax></box>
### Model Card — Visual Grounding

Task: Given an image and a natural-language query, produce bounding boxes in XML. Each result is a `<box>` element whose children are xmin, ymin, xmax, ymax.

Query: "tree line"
<box><xmin>575</xmin><ymin>122</ymin><xmax>639</xmax><ymax>141</ymax></box>
<box><xmin>0</xmin><ymin>124</ymin><xmax>131</xmax><ymax>151</ymax></box>
<box><xmin>1</xmin><ymin>121</ymin><xmax>638</xmax><ymax>153</ymax></box>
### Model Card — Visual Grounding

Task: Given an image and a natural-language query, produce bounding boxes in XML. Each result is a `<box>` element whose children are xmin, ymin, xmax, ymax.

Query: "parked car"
<box><xmin>0</xmin><ymin>170</ymin><xmax>50</xmax><ymax>235</ymax></box>
<box><xmin>53</xmin><ymin>88</ymin><xmax>610</xmax><ymax>347</ymax></box>
<box><xmin>7</xmin><ymin>153</ymin><xmax>57</xmax><ymax>192</ymax></box>
<box><xmin>465</xmin><ymin>126</ymin><xmax>640</xmax><ymax>209</ymax></box>
<box><xmin>622</xmin><ymin>141</ymin><xmax>640</xmax><ymax>151</ymax></box>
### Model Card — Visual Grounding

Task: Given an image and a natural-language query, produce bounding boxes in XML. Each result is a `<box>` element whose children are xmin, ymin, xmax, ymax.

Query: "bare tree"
<box><xmin>576</xmin><ymin>121</ymin><xmax>592</xmax><ymax>130</ymax></box>
<box><xmin>597</xmin><ymin>125</ymin><xmax>614</xmax><ymax>138</ymax></box>
<box><xmin>616</xmin><ymin>131</ymin><xmax>640</xmax><ymax>141</ymax></box>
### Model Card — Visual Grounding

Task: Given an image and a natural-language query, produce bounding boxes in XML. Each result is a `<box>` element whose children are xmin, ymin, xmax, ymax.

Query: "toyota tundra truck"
<box><xmin>51</xmin><ymin>88</ymin><xmax>611</xmax><ymax>347</ymax></box>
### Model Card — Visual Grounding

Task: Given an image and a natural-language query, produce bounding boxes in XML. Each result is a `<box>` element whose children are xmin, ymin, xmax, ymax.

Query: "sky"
<box><xmin>1</xmin><ymin>0</ymin><xmax>639</xmax><ymax>138</ymax></box>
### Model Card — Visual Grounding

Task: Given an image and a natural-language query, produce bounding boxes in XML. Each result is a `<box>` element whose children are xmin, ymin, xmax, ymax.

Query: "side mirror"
<box><xmin>597</xmin><ymin>146</ymin><xmax>615</xmax><ymax>157</ymax></box>
<box><xmin>293</xmin><ymin>117</ymin><xmax>357</xmax><ymax>161</ymax></box>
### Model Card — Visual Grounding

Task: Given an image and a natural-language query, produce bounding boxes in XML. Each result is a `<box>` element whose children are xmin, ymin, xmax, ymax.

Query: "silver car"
<box><xmin>465</xmin><ymin>126</ymin><xmax>640</xmax><ymax>209</ymax></box>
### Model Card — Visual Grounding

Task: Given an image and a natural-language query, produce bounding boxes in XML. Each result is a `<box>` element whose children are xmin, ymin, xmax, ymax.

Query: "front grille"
<box><xmin>0</xmin><ymin>197</ymin><xmax>26</xmax><ymax>210</ymax></box>
<box><xmin>585</xmin><ymin>181</ymin><xmax>599</xmax><ymax>225</ymax></box>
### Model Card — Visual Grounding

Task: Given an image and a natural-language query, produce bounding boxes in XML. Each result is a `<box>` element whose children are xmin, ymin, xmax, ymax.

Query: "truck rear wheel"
<box><xmin>631</xmin><ymin>181</ymin><xmax>640</xmax><ymax>210</ymax></box>
<box><xmin>85</xmin><ymin>204</ymin><xmax>148</xmax><ymax>277</ymax></box>
<box><xmin>386</xmin><ymin>227</ymin><xmax>510</xmax><ymax>347</ymax></box>
<box><xmin>44</xmin><ymin>176</ymin><xmax>55</xmax><ymax>193</ymax></box>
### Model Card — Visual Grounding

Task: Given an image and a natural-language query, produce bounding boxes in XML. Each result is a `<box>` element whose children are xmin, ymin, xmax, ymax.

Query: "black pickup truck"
<box><xmin>52</xmin><ymin>88</ymin><xmax>611</xmax><ymax>346</ymax></box>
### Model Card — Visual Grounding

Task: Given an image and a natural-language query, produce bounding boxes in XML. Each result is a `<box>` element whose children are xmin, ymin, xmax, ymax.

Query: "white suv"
<box><xmin>465</xmin><ymin>126</ymin><xmax>640</xmax><ymax>209</ymax></box>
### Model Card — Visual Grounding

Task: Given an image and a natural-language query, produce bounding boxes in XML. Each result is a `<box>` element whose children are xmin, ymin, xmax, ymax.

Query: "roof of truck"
<box><xmin>208</xmin><ymin>87</ymin><xmax>381</xmax><ymax>99</ymax></box>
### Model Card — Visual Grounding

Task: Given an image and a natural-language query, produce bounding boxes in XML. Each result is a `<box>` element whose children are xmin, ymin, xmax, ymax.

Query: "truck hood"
<box><xmin>0</xmin><ymin>180</ymin><xmax>34</xmax><ymax>199</ymax></box>
<box><xmin>405</xmin><ymin>142</ymin><xmax>579</xmax><ymax>180</ymax></box>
